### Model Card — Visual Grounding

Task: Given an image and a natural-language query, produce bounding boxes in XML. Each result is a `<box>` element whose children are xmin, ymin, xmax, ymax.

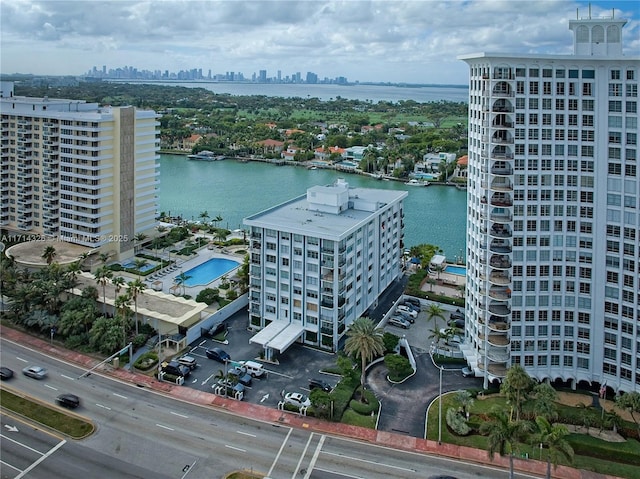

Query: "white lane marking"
<box><xmin>293</xmin><ymin>433</ymin><xmax>314</xmax><ymax>479</ymax></box>
<box><xmin>267</xmin><ymin>427</ymin><xmax>293</xmax><ymax>478</ymax></box>
<box><xmin>180</xmin><ymin>459</ymin><xmax>198</xmax><ymax>479</ymax></box>
<box><xmin>15</xmin><ymin>357</ymin><xmax>28</xmax><ymax>363</ymax></box>
<box><xmin>313</xmin><ymin>468</ymin><xmax>363</xmax><ymax>479</ymax></box>
<box><xmin>1</xmin><ymin>434</ymin><xmax>45</xmax><ymax>454</ymax></box>
<box><xmin>225</xmin><ymin>444</ymin><xmax>246</xmax><ymax>452</ymax></box>
<box><xmin>236</xmin><ymin>431</ymin><xmax>256</xmax><ymax>437</ymax></box>
<box><xmin>44</xmin><ymin>384</ymin><xmax>58</xmax><ymax>391</ymax></box>
<box><xmin>96</xmin><ymin>403</ymin><xmax>112</xmax><ymax>410</ymax></box>
<box><xmin>303</xmin><ymin>435</ymin><xmax>326</xmax><ymax>479</ymax></box>
<box><xmin>0</xmin><ymin>460</ymin><xmax>22</xmax><ymax>473</ymax></box>
<box><xmin>156</xmin><ymin>423</ymin><xmax>174</xmax><ymax>431</ymax></box>
<box><xmin>170</xmin><ymin>411</ymin><xmax>189</xmax><ymax>418</ymax></box>
<box><xmin>322</xmin><ymin>451</ymin><xmax>415</xmax><ymax>473</ymax></box>
<box><xmin>113</xmin><ymin>393</ymin><xmax>128</xmax><ymax>399</ymax></box>
<box><xmin>61</xmin><ymin>374</ymin><xmax>75</xmax><ymax>381</ymax></box>
<box><xmin>15</xmin><ymin>440</ymin><xmax>66</xmax><ymax>479</ymax></box>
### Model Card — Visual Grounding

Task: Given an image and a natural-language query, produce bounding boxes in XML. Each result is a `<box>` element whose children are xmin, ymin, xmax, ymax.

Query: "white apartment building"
<box><xmin>244</xmin><ymin>179</ymin><xmax>407</xmax><ymax>357</ymax></box>
<box><xmin>459</xmin><ymin>11</ymin><xmax>639</xmax><ymax>393</ymax></box>
<box><xmin>1</xmin><ymin>82</ymin><xmax>159</xmax><ymax>261</ymax></box>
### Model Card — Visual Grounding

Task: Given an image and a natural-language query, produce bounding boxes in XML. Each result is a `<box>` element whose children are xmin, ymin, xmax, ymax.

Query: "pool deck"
<box><xmin>138</xmin><ymin>233</ymin><xmax>245</xmax><ymax>298</ymax></box>
<box><xmin>421</xmin><ymin>267</ymin><xmax>466</xmax><ymax>298</ymax></box>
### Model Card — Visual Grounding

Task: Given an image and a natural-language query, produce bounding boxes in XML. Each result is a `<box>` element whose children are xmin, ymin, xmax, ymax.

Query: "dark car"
<box><xmin>56</xmin><ymin>393</ymin><xmax>80</xmax><ymax>409</ymax></box>
<box><xmin>395</xmin><ymin>310</ymin><xmax>415</xmax><ymax>323</ymax></box>
<box><xmin>461</xmin><ymin>366</ymin><xmax>476</xmax><ymax>378</ymax></box>
<box><xmin>0</xmin><ymin>367</ymin><xmax>14</xmax><ymax>380</ymax></box>
<box><xmin>309</xmin><ymin>378</ymin><xmax>332</xmax><ymax>392</ymax></box>
<box><xmin>161</xmin><ymin>360</ymin><xmax>191</xmax><ymax>378</ymax></box>
<box><xmin>403</xmin><ymin>297</ymin><xmax>422</xmax><ymax>308</ymax></box>
<box><xmin>450</xmin><ymin>309</ymin><xmax>465</xmax><ymax>321</ymax></box>
<box><xmin>215</xmin><ymin>378</ymin><xmax>245</xmax><ymax>400</ymax></box>
<box><xmin>207</xmin><ymin>322</ymin><xmax>226</xmax><ymax>338</ymax></box>
<box><xmin>206</xmin><ymin>347</ymin><xmax>231</xmax><ymax>362</ymax></box>
<box><xmin>228</xmin><ymin>367</ymin><xmax>252</xmax><ymax>386</ymax></box>
<box><xmin>449</xmin><ymin>318</ymin><xmax>465</xmax><ymax>329</ymax></box>
<box><xmin>401</xmin><ymin>301</ymin><xmax>421</xmax><ymax>312</ymax></box>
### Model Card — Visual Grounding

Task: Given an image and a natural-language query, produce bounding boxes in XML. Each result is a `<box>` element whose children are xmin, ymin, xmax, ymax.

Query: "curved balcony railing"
<box><xmin>489</xmin><ymin>287</ymin><xmax>511</xmax><ymax>300</ymax></box>
<box><xmin>490</xmin><ymin>180</ymin><xmax>513</xmax><ymax>191</ymax></box>
<box><xmin>491</xmin><ymin>150</ymin><xmax>514</xmax><ymax>160</ymax></box>
<box><xmin>490</xmin><ymin>241</ymin><xmax>512</xmax><ymax>254</ymax></box>
<box><xmin>490</xmin><ymin>196</ymin><xmax>513</xmax><ymax>207</ymax></box>
<box><xmin>491</xmin><ymin>135</ymin><xmax>514</xmax><ymax>145</ymax></box>
<box><xmin>478</xmin><ymin>361</ymin><xmax>508</xmax><ymax>377</ymax></box>
<box><xmin>488</xmin><ymin>318</ymin><xmax>510</xmax><ymax>332</ymax></box>
<box><xmin>489</xmin><ymin>272</ymin><xmax>511</xmax><ymax>285</ymax></box>
<box><xmin>489</xmin><ymin>255</ymin><xmax>511</xmax><ymax>269</ymax></box>
<box><xmin>489</xmin><ymin>211</ymin><xmax>512</xmax><ymax>223</ymax></box>
<box><xmin>491</xmin><ymin>166</ymin><xmax>513</xmax><ymax>175</ymax></box>
<box><xmin>489</xmin><ymin>227</ymin><xmax>512</xmax><ymax>238</ymax></box>
<box><xmin>485</xmin><ymin>347</ymin><xmax>510</xmax><ymax>363</ymax></box>
<box><xmin>488</xmin><ymin>302</ymin><xmax>511</xmax><ymax>316</ymax></box>
<box><xmin>487</xmin><ymin>333</ymin><xmax>509</xmax><ymax>347</ymax></box>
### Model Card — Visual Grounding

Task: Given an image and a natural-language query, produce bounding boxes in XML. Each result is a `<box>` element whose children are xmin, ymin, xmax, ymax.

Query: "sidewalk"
<box><xmin>0</xmin><ymin>324</ymin><xmax>617</xmax><ymax>479</ymax></box>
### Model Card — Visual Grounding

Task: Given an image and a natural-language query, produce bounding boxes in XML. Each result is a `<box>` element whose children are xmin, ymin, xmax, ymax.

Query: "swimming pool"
<box><xmin>444</xmin><ymin>265</ymin><xmax>467</xmax><ymax>276</ymax></box>
<box><xmin>414</xmin><ymin>173</ymin><xmax>438</xmax><ymax>181</ymax></box>
<box><xmin>179</xmin><ymin>258</ymin><xmax>240</xmax><ymax>287</ymax></box>
<box><xmin>121</xmin><ymin>260</ymin><xmax>156</xmax><ymax>272</ymax></box>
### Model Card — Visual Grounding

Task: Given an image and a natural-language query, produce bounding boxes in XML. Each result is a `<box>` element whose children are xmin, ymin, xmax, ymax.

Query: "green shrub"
<box><xmin>64</xmin><ymin>333</ymin><xmax>90</xmax><ymax>350</ymax></box>
<box><xmin>568</xmin><ymin>435</ymin><xmax>640</xmax><ymax>466</ymax></box>
<box><xmin>132</xmin><ymin>334</ymin><xmax>147</xmax><ymax>349</ymax></box>
<box><xmin>383</xmin><ymin>332</ymin><xmax>400</xmax><ymax>353</ymax></box>
<box><xmin>446</xmin><ymin>407</ymin><xmax>471</xmax><ymax>436</ymax></box>
<box><xmin>134</xmin><ymin>351</ymin><xmax>158</xmax><ymax>370</ymax></box>
<box><xmin>341</xmin><ymin>408</ymin><xmax>376</xmax><ymax>428</ymax></box>
<box><xmin>330</xmin><ymin>375</ymin><xmax>359</xmax><ymax>420</ymax></box>
<box><xmin>384</xmin><ymin>353</ymin><xmax>413</xmax><ymax>381</ymax></box>
<box><xmin>196</xmin><ymin>288</ymin><xmax>220</xmax><ymax>305</ymax></box>
<box><xmin>349</xmin><ymin>391</ymin><xmax>379</xmax><ymax>415</ymax></box>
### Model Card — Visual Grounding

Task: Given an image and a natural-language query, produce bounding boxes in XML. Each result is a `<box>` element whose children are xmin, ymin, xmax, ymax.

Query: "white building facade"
<box><xmin>1</xmin><ymin>82</ymin><xmax>159</xmax><ymax>260</ymax></box>
<box><xmin>459</xmin><ymin>13</ymin><xmax>639</xmax><ymax>393</ymax></box>
<box><xmin>244</xmin><ymin>179</ymin><xmax>407</xmax><ymax>356</ymax></box>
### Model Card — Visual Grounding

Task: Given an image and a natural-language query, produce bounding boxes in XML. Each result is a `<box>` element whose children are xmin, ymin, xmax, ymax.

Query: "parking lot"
<box><xmin>177</xmin><ymin>310</ymin><xmax>340</xmax><ymax>408</ymax></box>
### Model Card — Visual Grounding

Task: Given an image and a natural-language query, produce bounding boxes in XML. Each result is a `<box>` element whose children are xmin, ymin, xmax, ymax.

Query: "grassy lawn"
<box><xmin>426</xmin><ymin>392</ymin><xmax>640</xmax><ymax>479</ymax></box>
<box><xmin>0</xmin><ymin>388</ymin><xmax>95</xmax><ymax>439</ymax></box>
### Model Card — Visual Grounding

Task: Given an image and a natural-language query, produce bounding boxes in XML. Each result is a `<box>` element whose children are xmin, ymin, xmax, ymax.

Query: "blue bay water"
<box><xmin>158</xmin><ymin>154</ymin><xmax>467</xmax><ymax>262</ymax></box>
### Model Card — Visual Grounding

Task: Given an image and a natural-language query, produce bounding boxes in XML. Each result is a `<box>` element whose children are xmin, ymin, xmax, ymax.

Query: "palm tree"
<box><xmin>112</xmin><ymin>276</ymin><xmax>126</xmax><ymax>297</ymax></box>
<box><xmin>501</xmin><ymin>364</ymin><xmax>534</xmax><ymax>421</ymax></box>
<box><xmin>480</xmin><ymin>407</ymin><xmax>532</xmax><ymax>479</ymax></box>
<box><xmin>174</xmin><ymin>272</ymin><xmax>192</xmax><ymax>296</ymax></box>
<box><xmin>98</xmin><ymin>252</ymin><xmax>111</xmax><ymax>265</ymax></box>
<box><xmin>199</xmin><ymin>210</ymin><xmax>210</xmax><ymax>226</ymax></box>
<box><xmin>214</xmin><ymin>229</ymin><xmax>228</xmax><ymax>244</ymax></box>
<box><xmin>133</xmin><ymin>258</ymin><xmax>149</xmax><ymax>279</ymax></box>
<box><xmin>127</xmin><ymin>279</ymin><xmax>145</xmax><ymax>335</ymax></box>
<box><xmin>426</xmin><ymin>303</ymin><xmax>446</xmax><ymax>324</ymax></box>
<box><xmin>114</xmin><ymin>293</ymin><xmax>132</xmax><ymax>348</ymax></box>
<box><xmin>42</xmin><ymin>245</ymin><xmax>57</xmax><ymax>265</ymax></box>
<box><xmin>534</xmin><ymin>416</ymin><xmax>574</xmax><ymax>479</ymax></box>
<box><xmin>94</xmin><ymin>266</ymin><xmax>114</xmax><ymax>316</ymax></box>
<box><xmin>344</xmin><ymin>317</ymin><xmax>385</xmax><ymax>397</ymax></box>
<box><xmin>134</xmin><ymin>233</ymin><xmax>147</xmax><ymax>253</ymax></box>
<box><xmin>213</xmin><ymin>214</ymin><xmax>223</xmax><ymax>228</ymax></box>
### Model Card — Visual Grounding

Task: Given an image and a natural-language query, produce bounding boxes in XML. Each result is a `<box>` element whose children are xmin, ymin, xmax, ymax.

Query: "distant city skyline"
<box><xmin>85</xmin><ymin>64</ymin><xmax>350</xmax><ymax>85</ymax></box>
<box><xmin>1</xmin><ymin>1</ymin><xmax>638</xmax><ymax>84</ymax></box>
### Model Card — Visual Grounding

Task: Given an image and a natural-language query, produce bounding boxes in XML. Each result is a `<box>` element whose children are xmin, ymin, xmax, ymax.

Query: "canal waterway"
<box><xmin>158</xmin><ymin>154</ymin><xmax>467</xmax><ymax>261</ymax></box>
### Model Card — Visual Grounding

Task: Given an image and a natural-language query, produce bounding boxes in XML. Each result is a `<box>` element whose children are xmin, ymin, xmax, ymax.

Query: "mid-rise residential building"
<box><xmin>244</xmin><ymin>179</ymin><xmax>407</xmax><ymax>358</ymax></box>
<box><xmin>1</xmin><ymin>82</ymin><xmax>159</xmax><ymax>261</ymax></box>
<box><xmin>459</xmin><ymin>11</ymin><xmax>639</xmax><ymax>393</ymax></box>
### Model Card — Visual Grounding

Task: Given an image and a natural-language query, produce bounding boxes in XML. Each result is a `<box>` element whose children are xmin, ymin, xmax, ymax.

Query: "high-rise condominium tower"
<box><xmin>1</xmin><ymin>82</ymin><xmax>159</xmax><ymax>261</ymax></box>
<box><xmin>459</xmin><ymin>10</ymin><xmax>638</xmax><ymax>393</ymax></box>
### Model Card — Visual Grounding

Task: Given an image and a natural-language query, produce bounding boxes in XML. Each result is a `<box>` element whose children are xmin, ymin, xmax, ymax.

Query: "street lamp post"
<box><xmin>438</xmin><ymin>364</ymin><xmax>443</xmax><ymax>445</ymax></box>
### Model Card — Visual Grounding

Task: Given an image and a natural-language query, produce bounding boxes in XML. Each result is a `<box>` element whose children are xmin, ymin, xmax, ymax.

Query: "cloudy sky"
<box><xmin>1</xmin><ymin>0</ymin><xmax>638</xmax><ymax>84</ymax></box>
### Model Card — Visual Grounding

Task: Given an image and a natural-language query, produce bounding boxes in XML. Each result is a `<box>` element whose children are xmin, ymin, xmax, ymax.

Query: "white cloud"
<box><xmin>0</xmin><ymin>0</ymin><xmax>638</xmax><ymax>83</ymax></box>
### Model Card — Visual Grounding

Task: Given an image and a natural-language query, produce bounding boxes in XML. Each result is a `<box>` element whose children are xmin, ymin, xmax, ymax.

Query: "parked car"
<box><xmin>161</xmin><ymin>360</ymin><xmax>190</xmax><ymax>378</ymax></box>
<box><xmin>281</xmin><ymin>391</ymin><xmax>311</xmax><ymax>408</ymax></box>
<box><xmin>450</xmin><ymin>309</ymin><xmax>465</xmax><ymax>321</ymax></box>
<box><xmin>401</xmin><ymin>301</ymin><xmax>421</xmax><ymax>313</ymax></box>
<box><xmin>237</xmin><ymin>360</ymin><xmax>265</xmax><ymax>378</ymax></box>
<box><xmin>56</xmin><ymin>393</ymin><xmax>80</xmax><ymax>409</ymax></box>
<box><xmin>206</xmin><ymin>347</ymin><xmax>230</xmax><ymax>362</ymax></box>
<box><xmin>461</xmin><ymin>366</ymin><xmax>476</xmax><ymax>378</ymax></box>
<box><xmin>395</xmin><ymin>310</ymin><xmax>415</xmax><ymax>323</ymax></box>
<box><xmin>450</xmin><ymin>318</ymin><xmax>465</xmax><ymax>330</ymax></box>
<box><xmin>0</xmin><ymin>367</ymin><xmax>14</xmax><ymax>380</ymax></box>
<box><xmin>207</xmin><ymin>322</ymin><xmax>226</xmax><ymax>338</ymax></box>
<box><xmin>403</xmin><ymin>297</ymin><xmax>422</xmax><ymax>309</ymax></box>
<box><xmin>388</xmin><ymin>316</ymin><xmax>410</xmax><ymax>329</ymax></box>
<box><xmin>397</xmin><ymin>305</ymin><xmax>418</xmax><ymax>318</ymax></box>
<box><xmin>215</xmin><ymin>378</ymin><xmax>245</xmax><ymax>400</ymax></box>
<box><xmin>22</xmin><ymin>366</ymin><xmax>48</xmax><ymax>380</ymax></box>
<box><xmin>308</xmin><ymin>378</ymin><xmax>332</xmax><ymax>392</ymax></box>
<box><xmin>228</xmin><ymin>367</ymin><xmax>252</xmax><ymax>386</ymax></box>
<box><xmin>176</xmin><ymin>355</ymin><xmax>198</xmax><ymax>370</ymax></box>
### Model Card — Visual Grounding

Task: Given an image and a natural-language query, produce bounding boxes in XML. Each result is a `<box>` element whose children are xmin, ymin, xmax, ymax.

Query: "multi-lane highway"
<box><xmin>0</xmin><ymin>337</ymin><xmax>534</xmax><ymax>479</ymax></box>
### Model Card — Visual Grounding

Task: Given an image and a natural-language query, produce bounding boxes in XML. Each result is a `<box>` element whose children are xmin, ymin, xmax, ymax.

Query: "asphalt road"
<box><xmin>0</xmin><ymin>337</ymin><xmax>529</xmax><ymax>479</ymax></box>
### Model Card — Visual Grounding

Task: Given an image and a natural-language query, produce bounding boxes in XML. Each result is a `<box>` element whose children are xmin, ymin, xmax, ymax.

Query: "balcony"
<box><xmin>485</xmin><ymin>348</ymin><xmax>510</xmax><ymax>363</ymax></box>
<box><xmin>490</xmin><ymin>179</ymin><xmax>513</xmax><ymax>191</ymax></box>
<box><xmin>489</xmin><ymin>225</ymin><xmax>512</xmax><ymax>238</ymax></box>
<box><xmin>488</xmin><ymin>316</ymin><xmax>510</xmax><ymax>331</ymax></box>
<box><xmin>477</xmin><ymin>362</ymin><xmax>508</xmax><ymax>377</ymax></box>
<box><xmin>490</xmin><ymin>240</ymin><xmax>512</xmax><ymax>254</ymax></box>
<box><xmin>489</xmin><ymin>210</ymin><xmax>512</xmax><ymax>223</ymax></box>
<box><xmin>489</xmin><ymin>287</ymin><xmax>511</xmax><ymax>300</ymax></box>
<box><xmin>491</xmin><ymin>165</ymin><xmax>513</xmax><ymax>176</ymax></box>
<box><xmin>491</xmin><ymin>134</ymin><xmax>513</xmax><ymax>145</ymax></box>
<box><xmin>488</xmin><ymin>302</ymin><xmax>511</xmax><ymax>316</ymax></box>
<box><xmin>488</xmin><ymin>272</ymin><xmax>511</xmax><ymax>285</ymax></box>
<box><xmin>490</xmin><ymin>255</ymin><xmax>511</xmax><ymax>269</ymax></box>
<box><xmin>490</xmin><ymin>195</ymin><xmax>512</xmax><ymax>207</ymax></box>
<box><xmin>491</xmin><ymin>149</ymin><xmax>514</xmax><ymax>160</ymax></box>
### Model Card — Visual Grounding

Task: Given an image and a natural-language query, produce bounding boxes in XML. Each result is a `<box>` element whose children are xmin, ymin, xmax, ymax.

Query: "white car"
<box><xmin>282</xmin><ymin>391</ymin><xmax>311</xmax><ymax>408</ymax></box>
<box><xmin>397</xmin><ymin>305</ymin><xmax>418</xmax><ymax>318</ymax></box>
